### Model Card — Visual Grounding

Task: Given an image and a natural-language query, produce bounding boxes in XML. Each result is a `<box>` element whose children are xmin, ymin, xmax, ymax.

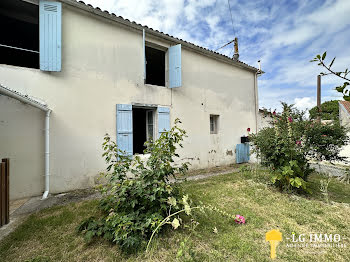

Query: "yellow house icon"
<box><xmin>266</xmin><ymin>229</ymin><xmax>282</xmax><ymax>259</ymax></box>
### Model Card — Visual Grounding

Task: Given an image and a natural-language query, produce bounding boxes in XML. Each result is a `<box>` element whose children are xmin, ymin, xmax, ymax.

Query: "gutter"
<box><xmin>0</xmin><ymin>84</ymin><xmax>51</xmax><ymax>200</ymax></box>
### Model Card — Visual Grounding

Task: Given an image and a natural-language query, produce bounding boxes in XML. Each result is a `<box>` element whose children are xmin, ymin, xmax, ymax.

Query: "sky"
<box><xmin>84</xmin><ymin>0</ymin><xmax>350</xmax><ymax>112</ymax></box>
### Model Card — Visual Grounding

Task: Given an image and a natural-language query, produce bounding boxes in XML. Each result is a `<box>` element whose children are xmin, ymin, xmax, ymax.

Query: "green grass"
<box><xmin>1</xmin><ymin>167</ymin><xmax>350</xmax><ymax>261</ymax></box>
<box><xmin>308</xmin><ymin>173</ymin><xmax>350</xmax><ymax>203</ymax></box>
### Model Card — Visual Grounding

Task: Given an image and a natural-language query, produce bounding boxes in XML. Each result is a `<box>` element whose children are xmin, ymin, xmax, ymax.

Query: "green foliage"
<box><xmin>78</xmin><ymin>119</ymin><xmax>189</xmax><ymax>252</ymax></box>
<box><xmin>309</xmin><ymin>100</ymin><xmax>339</xmax><ymax>120</ymax></box>
<box><xmin>250</xmin><ymin>103</ymin><xmax>348</xmax><ymax>192</ymax></box>
<box><xmin>303</xmin><ymin>120</ymin><xmax>348</xmax><ymax>162</ymax></box>
<box><xmin>311</xmin><ymin>52</ymin><xmax>350</xmax><ymax>101</ymax></box>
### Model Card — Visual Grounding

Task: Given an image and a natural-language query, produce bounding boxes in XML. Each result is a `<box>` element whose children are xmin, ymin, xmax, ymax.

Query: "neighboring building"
<box><xmin>0</xmin><ymin>0</ymin><xmax>261</xmax><ymax>200</ymax></box>
<box><xmin>258</xmin><ymin>109</ymin><xmax>273</xmax><ymax>130</ymax></box>
<box><xmin>338</xmin><ymin>101</ymin><xmax>350</xmax><ymax>163</ymax></box>
<box><xmin>339</xmin><ymin>101</ymin><xmax>350</xmax><ymax>127</ymax></box>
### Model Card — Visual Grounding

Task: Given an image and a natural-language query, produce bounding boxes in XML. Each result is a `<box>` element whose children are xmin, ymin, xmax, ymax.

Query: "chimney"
<box><xmin>233</xmin><ymin>37</ymin><xmax>239</xmax><ymax>60</ymax></box>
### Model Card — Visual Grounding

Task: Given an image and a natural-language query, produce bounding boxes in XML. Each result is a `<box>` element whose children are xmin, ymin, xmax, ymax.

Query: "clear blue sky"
<box><xmin>84</xmin><ymin>0</ymin><xmax>350</xmax><ymax>112</ymax></box>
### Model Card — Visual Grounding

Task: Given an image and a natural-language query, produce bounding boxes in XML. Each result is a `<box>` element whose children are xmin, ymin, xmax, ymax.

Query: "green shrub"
<box><xmin>250</xmin><ymin>103</ymin><xmax>348</xmax><ymax>192</ymax></box>
<box><xmin>78</xmin><ymin>119</ymin><xmax>189</xmax><ymax>252</ymax></box>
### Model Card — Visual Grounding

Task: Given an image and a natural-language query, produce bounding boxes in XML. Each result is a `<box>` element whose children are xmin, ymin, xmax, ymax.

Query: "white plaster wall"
<box><xmin>0</xmin><ymin>95</ymin><xmax>45</xmax><ymax>199</ymax></box>
<box><xmin>0</xmin><ymin>5</ymin><xmax>258</xmax><ymax>199</ymax></box>
<box><xmin>258</xmin><ymin>112</ymin><xmax>273</xmax><ymax>131</ymax></box>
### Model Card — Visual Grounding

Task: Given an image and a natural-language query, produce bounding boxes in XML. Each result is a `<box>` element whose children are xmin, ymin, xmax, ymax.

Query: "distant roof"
<box><xmin>61</xmin><ymin>0</ymin><xmax>261</xmax><ymax>73</ymax></box>
<box><xmin>339</xmin><ymin>101</ymin><xmax>350</xmax><ymax>115</ymax></box>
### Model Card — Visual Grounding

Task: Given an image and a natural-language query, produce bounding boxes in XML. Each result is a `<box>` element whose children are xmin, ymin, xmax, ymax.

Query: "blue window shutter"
<box><xmin>116</xmin><ymin>104</ymin><xmax>133</xmax><ymax>156</ymax></box>
<box><xmin>236</xmin><ymin>143</ymin><xmax>250</xmax><ymax>164</ymax></box>
<box><xmin>158</xmin><ymin>107</ymin><xmax>170</xmax><ymax>137</ymax></box>
<box><xmin>169</xmin><ymin>44</ymin><xmax>181</xmax><ymax>88</ymax></box>
<box><xmin>39</xmin><ymin>1</ymin><xmax>62</xmax><ymax>71</ymax></box>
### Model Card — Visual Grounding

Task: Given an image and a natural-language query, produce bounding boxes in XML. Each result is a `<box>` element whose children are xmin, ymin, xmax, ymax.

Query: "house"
<box><xmin>0</xmin><ymin>0</ymin><xmax>261</xmax><ymax>200</ymax></box>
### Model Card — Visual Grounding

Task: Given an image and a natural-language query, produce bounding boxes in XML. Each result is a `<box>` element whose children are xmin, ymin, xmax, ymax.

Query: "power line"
<box><xmin>214</xmin><ymin>38</ymin><xmax>235</xmax><ymax>51</ymax></box>
<box><xmin>227</xmin><ymin>0</ymin><xmax>236</xmax><ymax>36</ymax></box>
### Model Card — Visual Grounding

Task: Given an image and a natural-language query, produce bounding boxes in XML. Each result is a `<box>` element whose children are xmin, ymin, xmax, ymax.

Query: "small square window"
<box><xmin>210</xmin><ymin>115</ymin><xmax>219</xmax><ymax>134</ymax></box>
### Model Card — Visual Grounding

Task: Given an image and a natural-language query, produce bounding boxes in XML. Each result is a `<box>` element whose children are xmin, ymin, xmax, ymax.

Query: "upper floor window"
<box><xmin>0</xmin><ymin>0</ymin><xmax>62</xmax><ymax>72</ymax></box>
<box><xmin>0</xmin><ymin>0</ymin><xmax>39</xmax><ymax>69</ymax></box>
<box><xmin>145</xmin><ymin>46</ymin><xmax>165</xmax><ymax>87</ymax></box>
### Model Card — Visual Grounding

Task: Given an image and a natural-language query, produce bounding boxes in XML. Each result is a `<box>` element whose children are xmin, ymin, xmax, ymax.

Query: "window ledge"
<box><xmin>145</xmin><ymin>83</ymin><xmax>167</xmax><ymax>89</ymax></box>
<box><xmin>0</xmin><ymin>63</ymin><xmax>40</xmax><ymax>72</ymax></box>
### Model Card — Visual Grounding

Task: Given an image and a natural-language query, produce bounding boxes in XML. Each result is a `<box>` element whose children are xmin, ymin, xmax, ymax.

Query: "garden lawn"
<box><xmin>0</xmin><ymin>167</ymin><xmax>349</xmax><ymax>262</ymax></box>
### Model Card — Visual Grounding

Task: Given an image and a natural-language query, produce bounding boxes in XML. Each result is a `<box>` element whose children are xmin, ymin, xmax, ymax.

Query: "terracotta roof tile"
<box><xmin>339</xmin><ymin>101</ymin><xmax>350</xmax><ymax>114</ymax></box>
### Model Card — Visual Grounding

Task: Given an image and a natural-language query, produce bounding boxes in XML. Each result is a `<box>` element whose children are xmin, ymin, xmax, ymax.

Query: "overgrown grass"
<box><xmin>1</xmin><ymin>166</ymin><xmax>349</xmax><ymax>261</ymax></box>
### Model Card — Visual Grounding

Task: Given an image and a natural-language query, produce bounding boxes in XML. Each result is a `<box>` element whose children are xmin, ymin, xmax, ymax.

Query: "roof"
<box><xmin>0</xmin><ymin>83</ymin><xmax>49</xmax><ymax>111</ymax></box>
<box><xmin>60</xmin><ymin>0</ymin><xmax>261</xmax><ymax>73</ymax></box>
<box><xmin>339</xmin><ymin>101</ymin><xmax>350</xmax><ymax>115</ymax></box>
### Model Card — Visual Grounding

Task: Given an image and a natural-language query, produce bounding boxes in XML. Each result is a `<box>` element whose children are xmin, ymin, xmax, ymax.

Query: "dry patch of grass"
<box><xmin>0</xmin><ymin>167</ymin><xmax>349</xmax><ymax>261</ymax></box>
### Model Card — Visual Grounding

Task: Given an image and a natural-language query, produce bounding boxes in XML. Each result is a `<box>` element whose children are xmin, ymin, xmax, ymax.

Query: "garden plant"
<box><xmin>78</xmin><ymin>119</ymin><xmax>189</xmax><ymax>252</ymax></box>
<box><xmin>250</xmin><ymin>103</ymin><xmax>348</xmax><ymax>192</ymax></box>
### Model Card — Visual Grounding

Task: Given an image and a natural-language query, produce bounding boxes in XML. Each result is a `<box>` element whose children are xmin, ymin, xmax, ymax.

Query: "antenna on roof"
<box><xmin>233</xmin><ymin>37</ymin><xmax>239</xmax><ymax>60</ymax></box>
<box><xmin>214</xmin><ymin>39</ymin><xmax>235</xmax><ymax>52</ymax></box>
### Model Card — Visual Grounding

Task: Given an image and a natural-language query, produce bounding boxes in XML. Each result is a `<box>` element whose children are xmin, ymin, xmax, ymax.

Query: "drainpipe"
<box><xmin>42</xmin><ymin>110</ymin><xmax>51</xmax><ymax>199</ymax></box>
<box><xmin>254</xmin><ymin>72</ymin><xmax>259</xmax><ymax>133</ymax></box>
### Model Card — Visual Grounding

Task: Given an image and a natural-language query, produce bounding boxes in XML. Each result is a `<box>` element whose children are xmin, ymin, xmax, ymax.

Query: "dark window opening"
<box><xmin>133</xmin><ymin>108</ymin><xmax>155</xmax><ymax>154</ymax></box>
<box><xmin>210</xmin><ymin>115</ymin><xmax>219</xmax><ymax>134</ymax></box>
<box><xmin>0</xmin><ymin>0</ymin><xmax>39</xmax><ymax>69</ymax></box>
<box><xmin>145</xmin><ymin>46</ymin><xmax>165</xmax><ymax>86</ymax></box>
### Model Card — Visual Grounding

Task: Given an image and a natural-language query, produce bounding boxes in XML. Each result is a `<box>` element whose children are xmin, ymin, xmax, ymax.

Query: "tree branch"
<box><xmin>319</xmin><ymin>60</ymin><xmax>350</xmax><ymax>82</ymax></box>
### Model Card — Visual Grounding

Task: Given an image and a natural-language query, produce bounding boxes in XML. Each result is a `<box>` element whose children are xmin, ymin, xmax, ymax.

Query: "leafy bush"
<box><xmin>309</xmin><ymin>100</ymin><xmax>339</xmax><ymax>120</ymax></box>
<box><xmin>78</xmin><ymin>119</ymin><xmax>189</xmax><ymax>252</ymax></box>
<box><xmin>250</xmin><ymin>103</ymin><xmax>348</xmax><ymax>192</ymax></box>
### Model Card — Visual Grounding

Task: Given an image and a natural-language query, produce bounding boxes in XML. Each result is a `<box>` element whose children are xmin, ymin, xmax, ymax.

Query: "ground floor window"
<box><xmin>116</xmin><ymin>104</ymin><xmax>170</xmax><ymax>156</ymax></box>
<box><xmin>132</xmin><ymin>107</ymin><xmax>155</xmax><ymax>154</ymax></box>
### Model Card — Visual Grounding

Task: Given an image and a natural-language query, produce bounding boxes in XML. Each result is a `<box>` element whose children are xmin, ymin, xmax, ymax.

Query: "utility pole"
<box><xmin>317</xmin><ymin>74</ymin><xmax>321</xmax><ymax>122</ymax></box>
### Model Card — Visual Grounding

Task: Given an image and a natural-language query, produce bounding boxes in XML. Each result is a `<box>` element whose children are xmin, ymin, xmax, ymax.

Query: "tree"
<box><xmin>309</xmin><ymin>100</ymin><xmax>339</xmax><ymax>120</ymax></box>
<box><xmin>311</xmin><ymin>52</ymin><xmax>350</xmax><ymax>100</ymax></box>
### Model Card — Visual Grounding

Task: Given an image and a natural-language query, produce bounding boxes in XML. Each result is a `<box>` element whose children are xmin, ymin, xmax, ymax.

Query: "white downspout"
<box><xmin>254</xmin><ymin>72</ymin><xmax>259</xmax><ymax>133</ymax></box>
<box><xmin>42</xmin><ymin>110</ymin><xmax>51</xmax><ymax>199</ymax></box>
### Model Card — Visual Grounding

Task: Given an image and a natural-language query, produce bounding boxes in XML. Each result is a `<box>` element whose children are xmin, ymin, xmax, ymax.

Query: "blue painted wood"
<box><xmin>39</xmin><ymin>1</ymin><xmax>62</xmax><ymax>72</ymax></box>
<box><xmin>236</xmin><ymin>143</ymin><xmax>250</xmax><ymax>164</ymax></box>
<box><xmin>116</xmin><ymin>104</ymin><xmax>133</xmax><ymax>156</ymax></box>
<box><xmin>169</xmin><ymin>44</ymin><xmax>182</xmax><ymax>88</ymax></box>
<box><xmin>158</xmin><ymin>107</ymin><xmax>170</xmax><ymax>137</ymax></box>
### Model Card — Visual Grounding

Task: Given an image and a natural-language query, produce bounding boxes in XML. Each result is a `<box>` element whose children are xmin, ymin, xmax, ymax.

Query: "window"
<box><xmin>145</xmin><ymin>46</ymin><xmax>165</xmax><ymax>86</ymax></box>
<box><xmin>132</xmin><ymin>107</ymin><xmax>156</xmax><ymax>154</ymax></box>
<box><xmin>116</xmin><ymin>104</ymin><xmax>170</xmax><ymax>156</ymax></box>
<box><xmin>0</xmin><ymin>0</ymin><xmax>39</xmax><ymax>69</ymax></box>
<box><xmin>210</xmin><ymin>115</ymin><xmax>219</xmax><ymax>134</ymax></box>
